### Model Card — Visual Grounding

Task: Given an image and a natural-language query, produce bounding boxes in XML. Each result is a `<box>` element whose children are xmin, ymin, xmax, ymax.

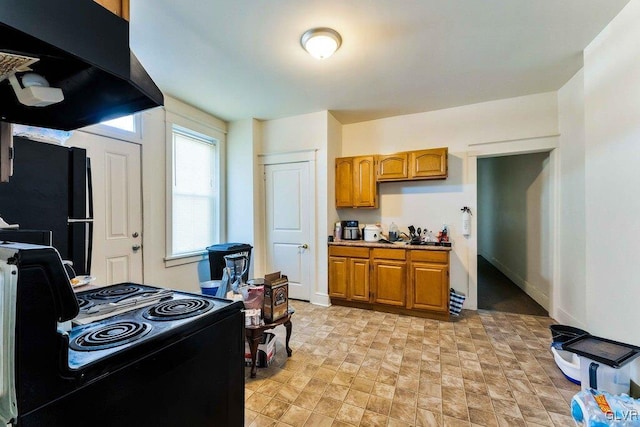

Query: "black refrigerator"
<box><xmin>0</xmin><ymin>137</ymin><xmax>93</xmax><ymax>275</ymax></box>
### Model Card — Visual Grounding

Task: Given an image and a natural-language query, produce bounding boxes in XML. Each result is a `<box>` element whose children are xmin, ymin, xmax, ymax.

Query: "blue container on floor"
<box><xmin>200</xmin><ymin>280</ymin><xmax>221</xmax><ymax>296</ymax></box>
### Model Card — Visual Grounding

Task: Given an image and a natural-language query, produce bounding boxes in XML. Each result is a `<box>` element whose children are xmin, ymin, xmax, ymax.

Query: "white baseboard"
<box><xmin>311</xmin><ymin>292</ymin><xmax>331</xmax><ymax>307</ymax></box>
<box><xmin>553</xmin><ymin>307</ymin><xmax>587</xmax><ymax>329</ymax></box>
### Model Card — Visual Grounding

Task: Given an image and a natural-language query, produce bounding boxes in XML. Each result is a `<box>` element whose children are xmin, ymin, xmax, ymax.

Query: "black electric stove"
<box><xmin>0</xmin><ymin>243</ymin><xmax>245</xmax><ymax>427</ymax></box>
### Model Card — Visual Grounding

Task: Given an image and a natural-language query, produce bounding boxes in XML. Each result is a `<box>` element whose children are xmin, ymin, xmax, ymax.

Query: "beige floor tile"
<box><xmin>416</xmin><ymin>408</ymin><xmax>443</xmax><ymax>426</ymax></box>
<box><xmin>350</xmin><ymin>377</ymin><xmax>374</xmax><ymax>393</ymax></box>
<box><xmin>245</xmin><ymin>302</ymin><xmax>573</xmax><ymax>427</ymax></box>
<box><xmin>389</xmin><ymin>400</ymin><xmax>417</xmax><ymax>424</ymax></box>
<box><xmin>335</xmin><ymin>402</ymin><xmax>365</xmax><ymax>425</ymax></box>
<box><xmin>294</xmin><ymin>390</ymin><xmax>323</xmax><ymax>411</ymax></box>
<box><xmin>280</xmin><ymin>405</ymin><xmax>312</xmax><ymax>427</ymax></box>
<box><xmin>250</xmin><ymin>414</ymin><xmax>278</xmax><ymax>427</ymax></box>
<box><xmin>246</xmin><ymin>408</ymin><xmax>260</xmax><ymax>425</ymax></box>
<box><xmin>518</xmin><ymin>404</ymin><xmax>553</xmax><ymax>426</ymax></box>
<box><xmin>258</xmin><ymin>379</ymin><xmax>285</xmax><ymax>397</ymax></box>
<box><xmin>247</xmin><ymin>392</ymin><xmax>273</xmax><ymax>413</ymax></box>
<box><xmin>303</xmin><ymin>412</ymin><xmax>334</xmax><ymax>427</ymax></box>
<box><xmin>366</xmin><ymin>395</ymin><xmax>392</xmax><ymax>416</ymax></box>
<box><xmin>324</xmin><ymin>383</ymin><xmax>350</xmax><ymax>401</ymax></box>
<box><xmin>314</xmin><ymin>396</ymin><xmax>343</xmax><ymax>418</ymax></box>
<box><xmin>262</xmin><ymin>398</ymin><xmax>291</xmax><ymax>420</ymax></box>
<box><xmin>468</xmin><ymin>407</ymin><xmax>498</xmax><ymax>427</ymax></box>
<box><xmin>276</xmin><ymin>384</ymin><xmax>302</xmax><ymax>403</ymax></box>
<box><xmin>442</xmin><ymin>414</ymin><xmax>472</xmax><ymax>426</ymax></box>
<box><xmin>360</xmin><ymin>409</ymin><xmax>389</xmax><ymax>426</ymax></box>
<box><xmin>314</xmin><ymin>367</ymin><xmax>337</xmax><ymax>383</ymax></box>
<box><xmin>371</xmin><ymin>381</ymin><xmax>396</xmax><ymax>400</ymax></box>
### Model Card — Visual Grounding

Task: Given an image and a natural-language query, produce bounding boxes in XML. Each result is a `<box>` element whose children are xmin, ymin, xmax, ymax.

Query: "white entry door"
<box><xmin>70</xmin><ymin>134</ymin><xmax>143</xmax><ymax>285</ymax></box>
<box><xmin>265</xmin><ymin>162</ymin><xmax>312</xmax><ymax>301</ymax></box>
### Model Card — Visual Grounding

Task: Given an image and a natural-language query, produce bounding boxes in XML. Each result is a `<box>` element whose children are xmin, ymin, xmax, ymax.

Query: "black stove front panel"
<box><xmin>19</xmin><ymin>310</ymin><xmax>245</xmax><ymax>427</ymax></box>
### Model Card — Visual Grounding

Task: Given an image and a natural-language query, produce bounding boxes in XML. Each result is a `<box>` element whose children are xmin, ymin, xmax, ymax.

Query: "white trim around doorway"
<box><xmin>466</xmin><ymin>135</ymin><xmax>560</xmax><ymax>316</ymax></box>
<box><xmin>257</xmin><ymin>150</ymin><xmax>326</xmax><ymax>306</ymax></box>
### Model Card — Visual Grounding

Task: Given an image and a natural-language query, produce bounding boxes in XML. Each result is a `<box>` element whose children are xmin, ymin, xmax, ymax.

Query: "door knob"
<box><xmin>298</xmin><ymin>244</ymin><xmax>309</xmax><ymax>249</ymax></box>
<box><xmin>132</xmin><ymin>232</ymin><xmax>139</xmax><ymax>238</ymax></box>
<box><xmin>132</xmin><ymin>245</ymin><xmax>141</xmax><ymax>252</ymax></box>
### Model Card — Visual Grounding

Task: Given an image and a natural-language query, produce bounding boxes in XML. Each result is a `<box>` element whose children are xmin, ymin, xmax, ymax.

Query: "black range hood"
<box><xmin>0</xmin><ymin>0</ymin><xmax>163</xmax><ymax>131</ymax></box>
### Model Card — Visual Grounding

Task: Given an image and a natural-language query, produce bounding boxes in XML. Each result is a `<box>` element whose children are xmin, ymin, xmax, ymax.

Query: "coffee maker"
<box><xmin>341</xmin><ymin>220</ymin><xmax>360</xmax><ymax>240</ymax></box>
<box><xmin>215</xmin><ymin>252</ymin><xmax>250</xmax><ymax>298</ymax></box>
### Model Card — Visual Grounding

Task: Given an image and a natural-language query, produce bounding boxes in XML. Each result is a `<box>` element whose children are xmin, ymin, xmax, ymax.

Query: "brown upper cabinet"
<box><xmin>94</xmin><ymin>0</ymin><xmax>130</xmax><ymax>20</ymax></box>
<box><xmin>335</xmin><ymin>156</ymin><xmax>377</xmax><ymax>208</ymax></box>
<box><xmin>377</xmin><ymin>153</ymin><xmax>408</xmax><ymax>180</ymax></box>
<box><xmin>377</xmin><ymin>147</ymin><xmax>448</xmax><ymax>182</ymax></box>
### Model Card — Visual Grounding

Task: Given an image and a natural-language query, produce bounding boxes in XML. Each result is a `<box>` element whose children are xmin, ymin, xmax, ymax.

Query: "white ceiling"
<box><xmin>130</xmin><ymin>0</ymin><xmax>630</xmax><ymax>125</ymax></box>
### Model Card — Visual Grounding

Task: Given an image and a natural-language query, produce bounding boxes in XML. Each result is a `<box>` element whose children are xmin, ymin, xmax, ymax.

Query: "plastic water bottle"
<box><xmin>389</xmin><ymin>222</ymin><xmax>399</xmax><ymax>241</ymax></box>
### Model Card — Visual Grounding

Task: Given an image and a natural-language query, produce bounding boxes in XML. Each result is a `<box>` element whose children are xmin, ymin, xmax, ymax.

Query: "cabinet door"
<box><xmin>410</xmin><ymin>262</ymin><xmax>448</xmax><ymax>312</ymax></box>
<box><xmin>349</xmin><ymin>258</ymin><xmax>370</xmax><ymax>301</ymax></box>
<box><xmin>409</xmin><ymin>148</ymin><xmax>448</xmax><ymax>179</ymax></box>
<box><xmin>377</xmin><ymin>153</ymin><xmax>407</xmax><ymax>181</ymax></box>
<box><xmin>353</xmin><ymin>156</ymin><xmax>377</xmax><ymax>207</ymax></box>
<box><xmin>328</xmin><ymin>256</ymin><xmax>348</xmax><ymax>299</ymax></box>
<box><xmin>373</xmin><ymin>260</ymin><xmax>406</xmax><ymax>306</ymax></box>
<box><xmin>335</xmin><ymin>157</ymin><xmax>354</xmax><ymax>208</ymax></box>
<box><xmin>94</xmin><ymin>0</ymin><xmax>129</xmax><ymax>19</ymax></box>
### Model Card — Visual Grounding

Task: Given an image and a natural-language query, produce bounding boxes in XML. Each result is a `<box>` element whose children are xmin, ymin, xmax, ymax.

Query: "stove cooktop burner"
<box><xmin>91</xmin><ymin>285</ymin><xmax>143</xmax><ymax>300</ymax></box>
<box><xmin>143</xmin><ymin>298</ymin><xmax>214</xmax><ymax>321</ymax></box>
<box><xmin>70</xmin><ymin>320</ymin><xmax>152</xmax><ymax>351</ymax></box>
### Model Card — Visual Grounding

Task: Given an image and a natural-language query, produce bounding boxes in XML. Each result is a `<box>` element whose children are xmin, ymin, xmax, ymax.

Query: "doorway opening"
<box><xmin>476</xmin><ymin>151</ymin><xmax>551</xmax><ymax>316</ymax></box>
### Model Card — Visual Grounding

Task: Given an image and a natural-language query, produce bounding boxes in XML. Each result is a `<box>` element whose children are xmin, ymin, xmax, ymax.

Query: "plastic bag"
<box><xmin>449</xmin><ymin>288</ymin><xmax>466</xmax><ymax>315</ymax></box>
<box><xmin>571</xmin><ymin>388</ymin><xmax>640</xmax><ymax>426</ymax></box>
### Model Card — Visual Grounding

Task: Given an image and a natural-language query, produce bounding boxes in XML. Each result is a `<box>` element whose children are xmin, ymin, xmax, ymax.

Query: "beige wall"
<box><xmin>583</xmin><ymin>0</ymin><xmax>640</xmax><ymax>345</ymax></box>
<box><xmin>249</xmin><ymin>111</ymin><xmax>332</xmax><ymax>305</ymax></box>
<box><xmin>341</xmin><ymin>92</ymin><xmax>559</xmax><ymax>307</ymax></box>
<box><xmin>227</xmin><ymin>119</ymin><xmax>258</xmax><ymax>278</ymax></box>
<box><xmin>556</xmin><ymin>70</ymin><xmax>587</xmax><ymax>328</ymax></box>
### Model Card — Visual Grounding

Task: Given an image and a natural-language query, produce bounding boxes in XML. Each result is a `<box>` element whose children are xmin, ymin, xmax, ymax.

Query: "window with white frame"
<box><xmin>83</xmin><ymin>113</ymin><xmax>142</xmax><ymax>143</ymax></box>
<box><xmin>101</xmin><ymin>115</ymin><xmax>136</xmax><ymax>133</ymax></box>
<box><xmin>168</xmin><ymin>125</ymin><xmax>220</xmax><ymax>259</ymax></box>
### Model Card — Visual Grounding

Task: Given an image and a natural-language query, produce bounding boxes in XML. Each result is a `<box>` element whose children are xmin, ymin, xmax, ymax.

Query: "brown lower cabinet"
<box><xmin>372</xmin><ymin>248</ymin><xmax>406</xmax><ymax>307</ymax></box>
<box><xmin>328</xmin><ymin>246</ymin><xmax>370</xmax><ymax>302</ymax></box>
<box><xmin>329</xmin><ymin>244</ymin><xmax>450</xmax><ymax>320</ymax></box>
<box><xmin>407</xmin><ymin>250</ymin><xmax>449</xmax><ymax>313</ymax></box>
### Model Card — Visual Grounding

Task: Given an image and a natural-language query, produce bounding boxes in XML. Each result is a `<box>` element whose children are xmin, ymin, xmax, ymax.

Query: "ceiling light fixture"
<box><xmin>300</xmin><ymin>28</ymin><xmax>342</xmax><ymax>60</ymax></box>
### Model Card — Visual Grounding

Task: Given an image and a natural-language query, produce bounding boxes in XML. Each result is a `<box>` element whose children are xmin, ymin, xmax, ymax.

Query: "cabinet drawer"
<box><xmin>371</xmin><ymin>248</ymin><xmax>406</xmax><ymax>260</ymax></box>
<box><xmin>410</xmin><ymin>250</ymin><xmax>448</xmax><ymax>263</ymax></box>
<box><xmin>329</xmin><ymin>246</ymin><xmax>370</xmax><ymax>258</ymax></box>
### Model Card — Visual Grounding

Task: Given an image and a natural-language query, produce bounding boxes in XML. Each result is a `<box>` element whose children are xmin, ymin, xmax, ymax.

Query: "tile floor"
<box><xmin>244</xmin><ymin>302</ymin><xmax>578</xmax><ymax>426</ymax></box>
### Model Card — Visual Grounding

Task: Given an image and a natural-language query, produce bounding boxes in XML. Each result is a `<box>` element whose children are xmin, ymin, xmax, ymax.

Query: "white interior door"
<box><xmin>70</xmin><ymin>134</ymin><xmax>143</xmax><ymax>285</ymax></box>
<box><xmin>265</xmin><ymin>162</ymin><xmax>311</xmax><ymax>301</ymax></box>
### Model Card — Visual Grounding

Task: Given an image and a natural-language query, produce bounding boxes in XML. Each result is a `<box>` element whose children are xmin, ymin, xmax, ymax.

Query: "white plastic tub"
<box><xmin>551</xmin><ymin>346</ymin><xmax>581</xmax><ymax>385</ymax></box>
<box><xmin>579</xmin><ymin>356</ymin><xmax>631</xmax><ymax>395</ymax></box>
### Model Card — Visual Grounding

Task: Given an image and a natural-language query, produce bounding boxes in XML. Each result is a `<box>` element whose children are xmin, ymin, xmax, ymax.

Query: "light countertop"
<box><xmin>329</xmin><ymin>240</ymin><xmax>452</xmax><ymax>251</ymax></box>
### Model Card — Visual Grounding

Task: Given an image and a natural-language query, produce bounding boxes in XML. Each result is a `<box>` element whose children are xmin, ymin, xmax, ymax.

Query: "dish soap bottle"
<box><xmin>389</xmin><ymin>222</ymin><xmax>399</xmax><ymax>241</ymax></box>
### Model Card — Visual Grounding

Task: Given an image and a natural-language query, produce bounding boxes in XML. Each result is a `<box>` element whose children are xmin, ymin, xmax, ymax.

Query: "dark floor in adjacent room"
<box><xmin>477</xmin><ymin>255</ymin><xmax>548</xmax><ymax>316</ymax></box>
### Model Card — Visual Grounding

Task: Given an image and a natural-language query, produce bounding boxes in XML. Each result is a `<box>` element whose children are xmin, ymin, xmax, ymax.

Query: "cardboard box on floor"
<box><xmin>244</xmin><ymin>332</ymin><xmax>276</xmax><ymax>368</ymax></box>
<box><xmin>263</xmin><ymin>272</ymin><xmax>288</xmax><ymax>323</ymax></box>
